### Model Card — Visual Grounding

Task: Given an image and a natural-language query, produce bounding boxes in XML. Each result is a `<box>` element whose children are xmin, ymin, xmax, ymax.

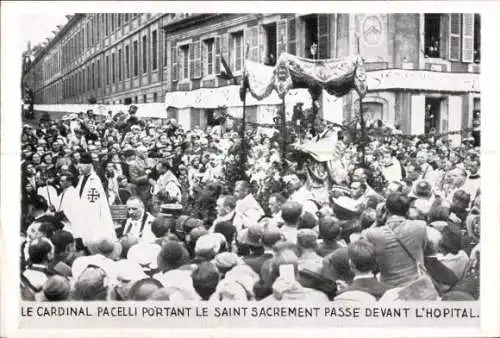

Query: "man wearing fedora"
<box><xmin>76</xmin><ymin>152</ymin><xmax>117</xmax><ymax>252</ymax></box>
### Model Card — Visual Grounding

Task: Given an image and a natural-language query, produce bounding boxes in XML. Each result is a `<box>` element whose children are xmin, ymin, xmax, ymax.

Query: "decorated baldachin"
<box><xmin>216</xmin><ymin>107</ymin><xmax>476</xmax><ymax>140</ymax></box>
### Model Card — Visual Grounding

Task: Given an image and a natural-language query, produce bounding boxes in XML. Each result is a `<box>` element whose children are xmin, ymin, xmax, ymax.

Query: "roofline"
<box><xmin>24</xmin><ymin>13</ymin><xmax>85</xmax><ymax>74</ymax></box>
<box><xmin>162</xmin><ymin>13</ymin><xmax>223</xmax><ymax>33</ymax></box>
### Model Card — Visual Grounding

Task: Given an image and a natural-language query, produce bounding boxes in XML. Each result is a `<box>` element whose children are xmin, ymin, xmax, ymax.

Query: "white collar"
<box><xmin>353</xmin><ymin>272</ymin><xmax>374</xmax><ymax>280</ymax></box>
<box><xmin>264</xmin><ymin>248</ymin><xmax>275</xmax><ymax>256</ymax></box>
<box><xmin>129</xmin><ymin>211</ymin><xmax>145</xmax><ymax>222</ymax></box>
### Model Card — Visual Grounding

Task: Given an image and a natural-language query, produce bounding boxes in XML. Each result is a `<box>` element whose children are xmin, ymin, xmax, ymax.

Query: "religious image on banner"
<box><xmin>273</xmin><ymin>59</ymin><xmax>293</xmax><ymax>99</ymax></box>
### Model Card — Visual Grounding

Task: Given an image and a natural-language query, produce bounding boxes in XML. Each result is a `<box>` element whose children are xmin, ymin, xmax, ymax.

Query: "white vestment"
<box><xmin>76</xmin><ymin>171</ymin><xmax>117</xmax><ymax>247</ymax></box>
<box><xmin>381</xmin><ymin>158</ymin><xmax>403</xmax><ymax>182</ymax></box>
<box><xmin>57</xmin><ymin>186</ymin><xmax>85</xmax><ymax>238</ymax></box>
<box><xmin>37</xmin><ymin>185</ymin><xmax>59</xmax><ymax>209</ymax></box>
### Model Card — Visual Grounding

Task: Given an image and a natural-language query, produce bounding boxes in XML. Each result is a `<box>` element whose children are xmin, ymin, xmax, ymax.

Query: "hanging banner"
<box><xmin>367</xmin><ymin>69</ymin><xmax>480</xmax><ymax>93</ymax></box>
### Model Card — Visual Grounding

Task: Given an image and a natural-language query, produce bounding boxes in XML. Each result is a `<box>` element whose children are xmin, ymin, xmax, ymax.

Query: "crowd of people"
<box><xmin>20</xmin><ymin>104</ymin><xmax>481</xmax><ymax>302</ymax></box>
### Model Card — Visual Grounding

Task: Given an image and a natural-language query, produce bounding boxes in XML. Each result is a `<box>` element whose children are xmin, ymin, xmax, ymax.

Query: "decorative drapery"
<box><xmin>243</xmin><ymin>53</ymin><xmax>367</xmax><ymax>101</ymax></box>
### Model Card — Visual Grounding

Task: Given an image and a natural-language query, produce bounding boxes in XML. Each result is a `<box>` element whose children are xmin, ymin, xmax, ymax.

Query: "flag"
<box><xmin>218</xmin><ymin>55</ymin><xmax>234</xmax><ymax>80</ymax></box>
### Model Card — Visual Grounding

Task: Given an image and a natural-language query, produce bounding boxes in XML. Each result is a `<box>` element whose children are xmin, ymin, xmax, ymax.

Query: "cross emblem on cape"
<box><xmin>87</xmin><ymin>188</ymin><xmax>100</xmax><ymax>203</ymax></box>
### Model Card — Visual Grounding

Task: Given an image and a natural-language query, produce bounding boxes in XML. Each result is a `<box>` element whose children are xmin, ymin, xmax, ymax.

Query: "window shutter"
<box><xmin>287</xmin><ymin>17</ymin><xmax>297</xmax><ymax>55</ymax></box>
<box><xmin>248</xmin><ymin>26</ymin><xmax>259</xmax><ymax>62</ymax></box>
<box><xmin>461</xmin><ymin>14</ymin><xmax>474</xmax><ymax>63</ymax></box>
<box><xmin>171</xmin><ymin>43</ymin><xmax>177</xmax><ymax>82</ymax></box>
<box><xmin>215</xmin><ymin>36</ymin><xmax>221</xmax><ymax>74</ymax></box>
<box><xmin>194</xmin><ymin>41</ymin><xmax>202</xmax><ymax>78</ymax></box>
<box><xmin>202</xmin><ymin>41</ymin><xmax>208</xmax><ymax>76</ymax></box>
<box><xmin>258</xmin><ymin>25</ymin><xmax>266</xmax><ymax>63</ymax></box>
<box><xmin>178</xmin><ymin>46</ymin><xmax>183</xmax><ymax>80</ymax></box>
<box><xmin>449</xmin><ymin>13</ymin><xmax>461</xmax><ymax>61</ymax></box>
<box><xmin>277</xmin><ymin>20</ymin><xmax>288</xmax><ymax>57</ymax></box>
<box><xmin>190</xmin><ymin>43</ymin><xmax>195</xmax><ymax>79</ymax></box>
<box><xmin>221</xmin><ymin>33</ymin><xmax>229</xmax><ymax>68</ymax></box>
<box><xmin>318</xmin><ymin>14</ymin><xmax>330</xmax><ymax>59</ymax></box>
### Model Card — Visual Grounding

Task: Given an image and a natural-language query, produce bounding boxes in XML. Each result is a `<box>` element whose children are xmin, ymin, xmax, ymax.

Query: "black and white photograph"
<box><xmin>18</xmin><ymin>10</ymin><xmax>482</xmax><ymax>303</ymax></box>
<box><xmin>3</xmin><ymin>2</ymin><xmax>500</xmax><ymax>335</ymax></box>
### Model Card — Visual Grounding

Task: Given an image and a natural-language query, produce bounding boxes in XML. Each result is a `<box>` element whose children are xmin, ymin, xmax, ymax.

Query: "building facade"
<box><xmin>23</xmin><ymin>13</ymin><xmax>480</xmax><ymax>136</ymax></box>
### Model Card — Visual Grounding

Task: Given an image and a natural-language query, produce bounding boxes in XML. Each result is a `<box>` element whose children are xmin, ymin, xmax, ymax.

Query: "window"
<box><xmin>133</xmin><ymin>41</ymin><xmax>139</xmax><ymax>76</ymax></box>
<box><xmin>100</xmin><ymin>14</ymin><xmax>104</xmax><ymax>40</ymax></box>
<box><xmin>105</xmin><ymin>14</ymin><xmax>109</xmax><ymax>36</ymax></box>
<box><xmin>143</xmin><ymin>94</ymin><xmax>147</xmax><ymax>103</ymax></box>
<box><xmin>263</xmin><ymin>23</ymin><xmax>277</xmax><ymax>66</ymax></box>
<box><xmin>111</xmin><ymin>14</ymin><xmax>115</xmax><ymax>32</ymax></box>
<box><xmin>304</xmin><ymin>15</ymin><xmax>319</xmax><ymax>58</ymax></box>
<box><xmin>93</xmin><ymin>17</ymin><xmax>97</xmax><ymax>45</ymax></box>
<box><xmin>204</xmin><ymin>38</ymin><xmax>215</xmax><ymax>75</ymax></box>
<box><xmin>134</xmin><ymin>96</ymin><xmax>138</xmax><ymax>103</ymax></box>
<box><xmin>112</xmin><ymin>53</ymin><xmax>116</xmax><ymax>83</ymax></box>
<box><xmin>142</xmin><ymin>35</ymin><xmax>148</xmax><ymax>74</ymax></box>
<box><xmin>86</xmin><ymin>22</ymin><xmax>90</xmax><ymax>49</ymax></box>
<box><xmin>118</xmin><ymin>48</ymin><xmax>122</xmax><ymax>81</ymax></box>
<box><xmin>106</xmin><ymin>55</ymin><xmax>110</xmax><ymax>85</ymax></box>
<box><xmin>91</xmin><ymin>17</ymin><xmax>95</xmax><ymax>46</ymax></box>
<box><xmin>180</xmin><ymin>44</ymin><xmax>189</xmax><ymax>79</ymax></box>
<box><xmin>473</xmin><ymin>98</ymin><xmax>480</xmax><ymax>124</ymax></box>
<box><xmin>124</xmin><ymin>13</ymin><xmax>130</xmax><ymax>22</ymax></box>
<box><xmin>78</xmin><ymin>71</ymin><xmax>82</xmax><ymax>94</ymax></box>
<box><xmin>474</xmin><ymin>14</ymin><xmax>480</xmax><ymax>63</ymax></box>
<box><xmin>97</xmin><ymin>59</ymin><xmax>101</xmax><ymax>88</ymax></box>
<box><xmin>425</xmin><ymin>97</ymin><xmax>442</xmax><ymax>134</ymax></box>
<box><xmin>153</xmin><ymin>92</ymin><xmax>158</xmax><ymax>102</ymax></box>
<box><xmin>125</xmin><ymin>45</ymin><xmax>130</xmax><ymax>78</ymax></box>
<box><xmin>118</xmin><ymin>14</ymin><xmax>121</xmax><ymax>27</ymax></box>
<box><xmin>91</xmin><ymin>63</ymin><xmax>95</xmax><ymax>90</ymax></box>
<box><xmin>85</xmin><ymin>66</ymin><xmax>90</xmax><ymax>92</ymax></box>
<box><xmin>231</xmin><ymin>31</ymin><xmax>244</xmax><ymax>72</ymax></box>
<box><xmin>152</xmin><ymin>30</ymin><xmax>158</xmax><ymax>70</ymax></box>
<box><xmin>164</xmin><ymin>34</ymin><xmax>168</xmax><ymax>66</ymax></box>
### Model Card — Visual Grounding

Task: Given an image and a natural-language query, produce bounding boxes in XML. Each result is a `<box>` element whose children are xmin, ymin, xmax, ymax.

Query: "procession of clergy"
<box><xmin>20</xmin><ymin>105</ymin><xmax>481</xmax><ymax>302</ymax></box>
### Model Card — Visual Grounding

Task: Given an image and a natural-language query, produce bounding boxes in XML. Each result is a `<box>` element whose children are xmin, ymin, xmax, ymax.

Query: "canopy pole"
<box><xmin>239</xmin><ymin>94</ymin><xmax>248</xmax><ymax>170</ymax></box>
<box><xmin>280</xmin><ymin>95</ymin><xmax>287</xmax><ymax>174</ymax></box>
<box><xmin>359</xmin><ymin>95</ymin><xmax>366</xmax><ymax>167</ymax></box>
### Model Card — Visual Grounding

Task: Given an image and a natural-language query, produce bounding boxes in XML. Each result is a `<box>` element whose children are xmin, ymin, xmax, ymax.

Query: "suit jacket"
<box><xmin>126</xmin><ymin>160</ymin><xmax>146</xmax><ymax>185</ymax></box>
<box><xmin>338</xmin><ymin>276</ymin><xmax>390</xmax><ymax>300</ymax></box>
<box><xmin>244</xmin><ymin>253</ymin><xmax>274</xmax><ymax>275</ymax></box>
<box><xmin>363</xmin><ymin>216</ymin><xmax>427</xmax><ymax>288</ymax></box>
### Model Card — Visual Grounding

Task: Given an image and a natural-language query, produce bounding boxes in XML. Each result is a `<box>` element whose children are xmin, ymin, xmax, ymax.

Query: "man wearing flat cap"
<box><xmin>76</xmin><ymin>153</ymin><xmax>117</xmax><ymax>252</ymax></box>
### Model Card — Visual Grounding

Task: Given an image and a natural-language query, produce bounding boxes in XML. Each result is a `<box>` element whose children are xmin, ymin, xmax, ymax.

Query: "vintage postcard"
<box><xmin>1</xmin><ymin>1</ymin><xmax>499</xmax><ymax>337</ymax></box>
